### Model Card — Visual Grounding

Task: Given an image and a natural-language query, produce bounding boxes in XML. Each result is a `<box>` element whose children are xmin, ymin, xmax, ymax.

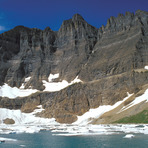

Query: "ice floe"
<box><xmin>42</xmin><ymin>75</ymin><xmax>82</xmax><ymax>92</ymax></box>
<box><xmin>51</xmin><ymin>124</ymin><xmax>148</xmax><ymax>136</ymax></box>
<box><xmin>0</xmin><ymin>123</ymin><xmax>147</xmax><ymax>137</ymax></box>
<box><xmin>0</xmin><ymin>137</ymin><xmax>17</xmax><ymax>141</ymax></box>
<box><xmin>0</xmin><ymin>83</ymin><xmax>38</xmax><ymax>99</ymax></box>
<box><xmin>20</xmin><ymin>145</ymin><xmax>26</xmax><ymax>147</ymax></box>
<box><xmin>123</xmin><ymin>134</ymin><xmax>135</xmax><ymax>138</ymax></box>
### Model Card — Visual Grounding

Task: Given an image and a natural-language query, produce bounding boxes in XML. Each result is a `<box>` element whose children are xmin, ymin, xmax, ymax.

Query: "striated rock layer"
<box><xmin>0</xmin><ymin>10</ymin><xmax>148</xmax><ymax>123</ymax></box>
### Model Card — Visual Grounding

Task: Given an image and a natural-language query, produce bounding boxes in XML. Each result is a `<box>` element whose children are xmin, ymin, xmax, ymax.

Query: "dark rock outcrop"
<box><xmin>0</xmin><ymin>10</ymin><xmax>148</xmax><ymax>123</ymax></box>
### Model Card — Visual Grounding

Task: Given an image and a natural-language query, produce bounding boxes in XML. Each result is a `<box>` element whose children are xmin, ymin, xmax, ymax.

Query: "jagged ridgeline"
<box><xmin>0</xmin><ymin>10</ymin><xmax>148</xmax><ymax>123</ymax></box>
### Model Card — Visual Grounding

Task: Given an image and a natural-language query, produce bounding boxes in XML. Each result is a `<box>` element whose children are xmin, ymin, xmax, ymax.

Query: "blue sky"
<box><xmin>0</xmin><ymin>0</ymin><xmax>148</xmax><ymax>33</ymax></box>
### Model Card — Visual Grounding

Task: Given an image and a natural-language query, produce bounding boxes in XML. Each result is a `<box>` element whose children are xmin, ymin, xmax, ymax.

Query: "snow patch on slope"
<box><xmin>119</xmin><ymin>89</ymin><xmax>148</xmax><ymax>113</ymax></box>
<box><xmin>0</xmin><ymin>83</ymin><xmax>38</xmax><ymax>99</ymax></box>
<box><xmin>42</xmin><ymin>74</ymin><xmax>82</xmax><ymax>92</ymax></box>
<box><xmin>74</xmin><ymin>87</ymin><xmax>148</xmax><ymax>125</ymax></box>
<box><xmin>144</xmin><ymin>66</ymin><xmax>148</xmax><ymax>70</ymax></box>
<box><xmin>20</xmin><ymin>77</ymin><xmax>31</xmax><ymax>89</ymax></box>
<box><xmin>48</xmin><ymin>73</ymin><xmax>59</xmax><ymax>82</ymax></box>
<box><xmin>0</xmin><ymin>105</ymin><xmax>58</xmax><ymax>134</ymax></box>
<box><xmin>0</xmin><ymin>105</ymin><xmax>56</xmax><ymax>125</ymax></box>
<box><xmin>74</xmin><ymin>93</ymin><xmax>133</xmax><ymax>125</ymax></box>
<box><xmin>0</xmin><ymin>74</ymin><xmax>82</xmax><ymax>99</ymax></box>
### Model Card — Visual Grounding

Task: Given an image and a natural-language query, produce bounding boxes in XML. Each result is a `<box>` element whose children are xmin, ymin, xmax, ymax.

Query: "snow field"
<box><xmin>0</xmin><ymin>74</ymin><xmax>148</xmax><ymax>136</ymax></box>
<box><xmin>42</xmin><ymin>75</ymin><xmax>82</xmax><ymax>92</ymax></box>
<box><xmin>0</xmin><ymin>74</ymin><xmax>82</xmax><ymax>98</ymax></box>
<box><xmin>144</xmin><ymin>65</ymin><xmax>148</xmax><ymax>70</ymax></box>
<box><xmin>0</xmin><ymin>105</ymin><xmax>59</xmax><ymax>134</ymax></box>
<box><xmin>74</xmin><ymin>93</ymin><xmax>133</xmax><ymax>125</ymax></box>
<box><xmin>0</xmin><ymin>83</ymin><xmax>38</xmax><ymax>99</ymax></box>
<box><xmin>119</xmin><ymin>89</ymin><xmax>148</xmax><ymax>113</ymax></box>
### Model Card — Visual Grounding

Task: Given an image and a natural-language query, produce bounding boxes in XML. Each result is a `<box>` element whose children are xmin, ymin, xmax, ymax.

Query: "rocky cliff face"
<box><xmin>0</xmin><ymin>10</ymin><xmax>148</xmax><ymax>123</ymax></box>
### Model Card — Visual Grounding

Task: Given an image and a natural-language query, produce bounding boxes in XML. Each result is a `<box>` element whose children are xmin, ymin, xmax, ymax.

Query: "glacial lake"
<box><xmin>0</xmin><ymin>131</ymin><xmax>148</xmax><ymax>148</ymax></box>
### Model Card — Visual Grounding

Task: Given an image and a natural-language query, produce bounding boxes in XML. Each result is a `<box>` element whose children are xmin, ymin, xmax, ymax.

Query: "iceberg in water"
<box><xmin>123</xmin><ymin>134</ymin><xmax>135</xmax><ymax>138</ymax></box>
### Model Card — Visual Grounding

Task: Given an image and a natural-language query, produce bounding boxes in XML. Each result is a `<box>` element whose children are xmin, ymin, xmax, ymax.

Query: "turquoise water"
<box><xmin>0</xmin><ymin>131</ymin><xmax>148</xmax><ymax>148</ymax></box>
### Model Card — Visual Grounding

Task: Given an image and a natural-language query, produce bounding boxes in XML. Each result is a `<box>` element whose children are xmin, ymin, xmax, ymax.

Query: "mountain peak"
<box><xmin>60</xmin><ymin>14</ymin><xmax>85</xmax><ymax>28</ymax></box>
<box><xmin>72</xmin><ymin>13</ymin><xmax>84</xmax><ymax>22</ymax></box>
<box><xmin>44</xmin><ymin>26</ymin><xmax>52</xmax><ymax>32</ymax></box>
<box><xmin>135</xmin><ymin>9</ymin><xmax>148</xmax><ymax>16</ymax></box>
